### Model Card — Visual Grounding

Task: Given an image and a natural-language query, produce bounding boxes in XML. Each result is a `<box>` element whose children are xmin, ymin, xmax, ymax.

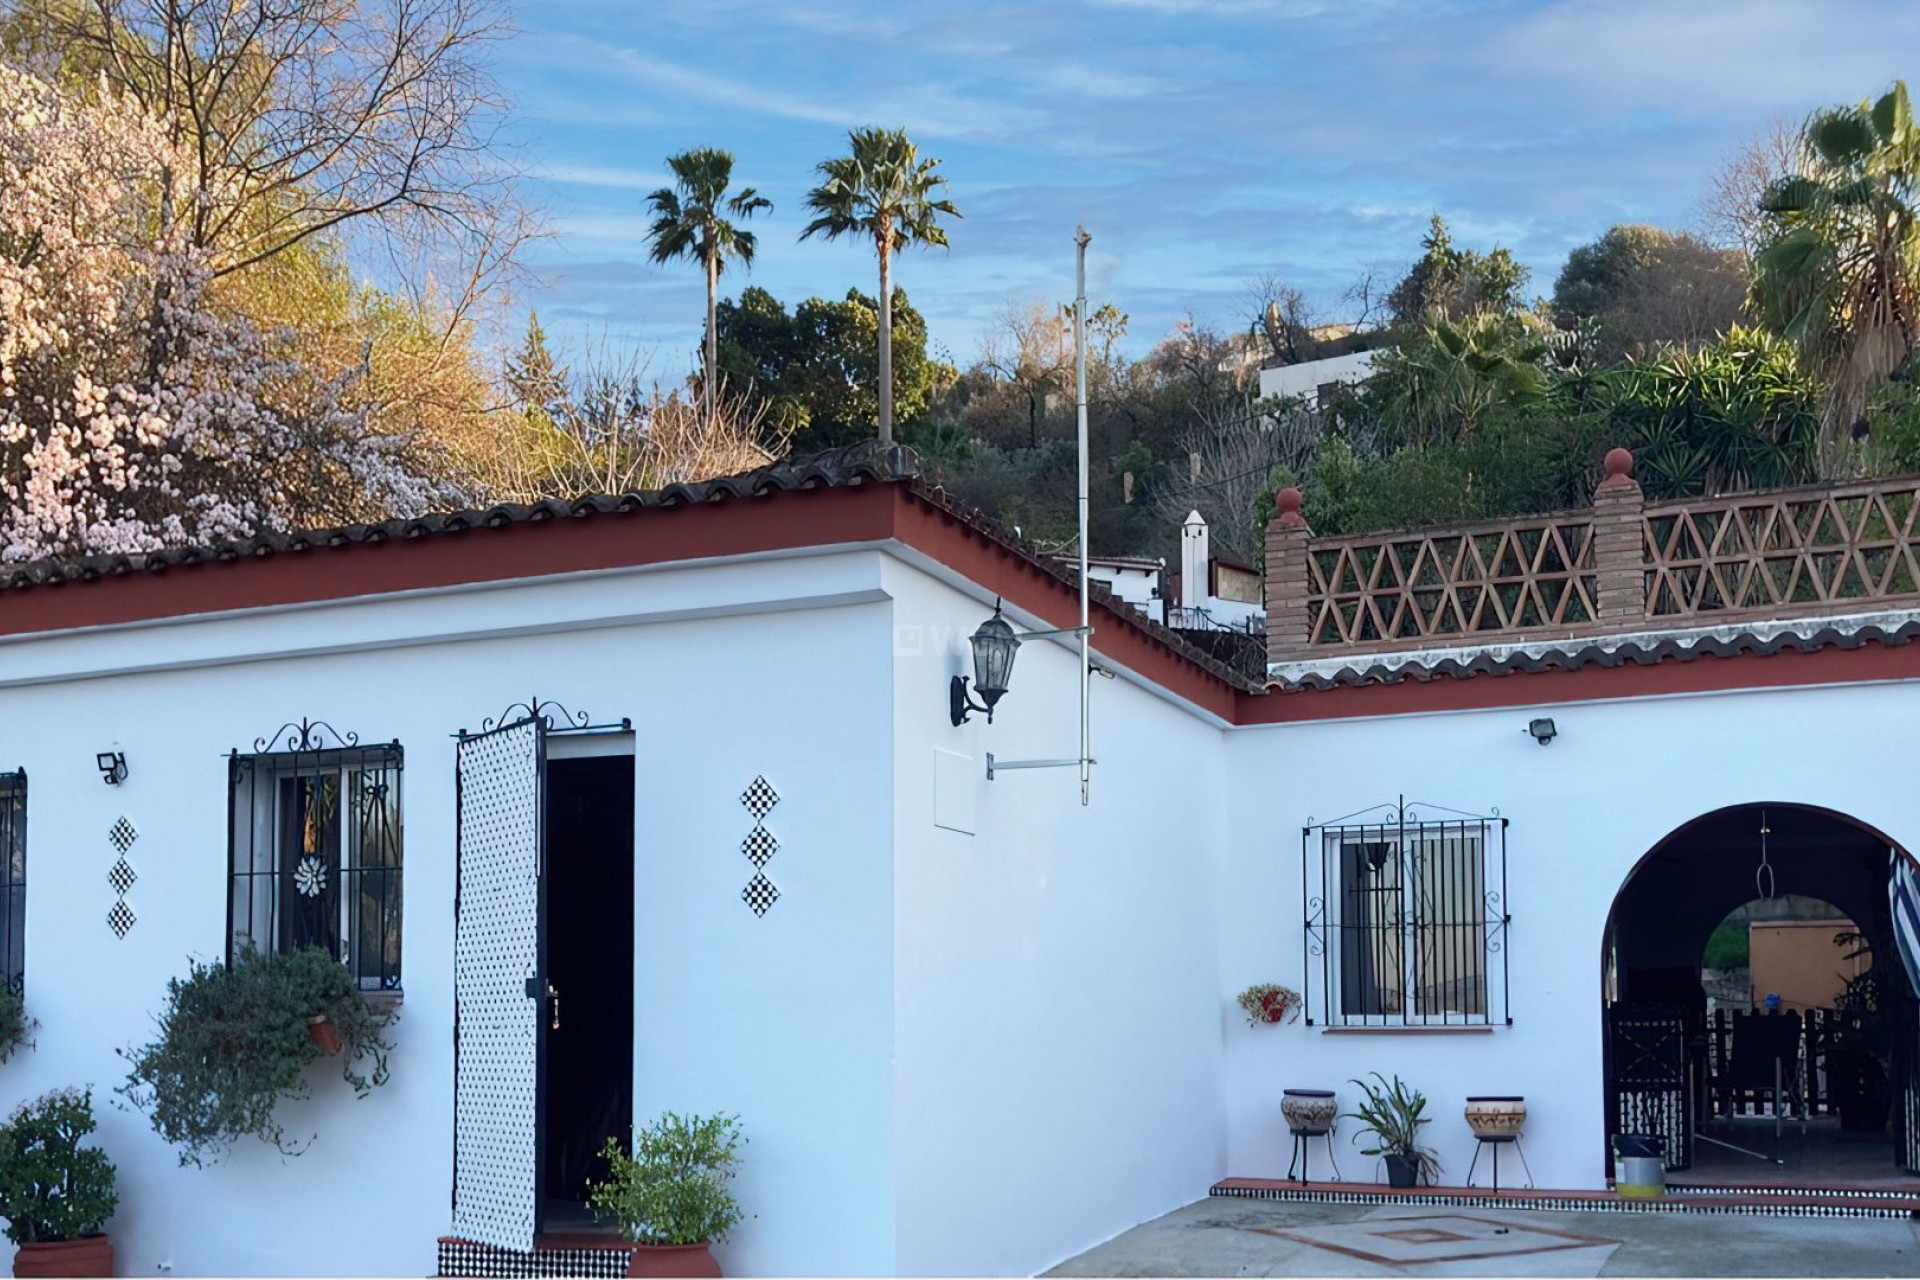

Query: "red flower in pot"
<box><xmin>1236</xmin><ymin>983</ymin><xmax>1302</xmax><ymax>1027</ymax></box>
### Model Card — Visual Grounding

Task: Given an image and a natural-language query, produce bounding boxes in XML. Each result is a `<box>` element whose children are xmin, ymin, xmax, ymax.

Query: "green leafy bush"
<box><xmin>0</xmin><ymin>1088</ymin><xmax>117</xmax><ymax>1244</ymax></box>
<box><xmin>118</xmin><ymin>945</ymin><xmax>395</xmax><ymax>1166</ymax></box>
<box><xmin>0</xmin><ymin>988</ymin><xmax>37</xmax><ymax>1063</ymax></box>
<box><xmin>588</xmin><ymin>1113</ymin><xmax>745</xmax><ymax>1246</ymax></box>
<box><xmin>1344</xmin><ymin>1072</ymin><xmax>1439</xmax><ymax>1182</ymax></box>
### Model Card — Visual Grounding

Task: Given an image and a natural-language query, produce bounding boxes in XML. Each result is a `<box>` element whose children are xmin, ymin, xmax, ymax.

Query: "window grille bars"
<box><xmin>0</xmin><ymin>772</ymin><xmax>22</xmax><ymax>993</ymax></box>
<box><xmin>228</xmin><ymin>740</ymin><xmax>403</xmax><ymax>990</ymax></box>
<box><xmin>1301</xmin><ymin>798</ymin><xmax>1510</xmax><ymax>1027</ymax></box>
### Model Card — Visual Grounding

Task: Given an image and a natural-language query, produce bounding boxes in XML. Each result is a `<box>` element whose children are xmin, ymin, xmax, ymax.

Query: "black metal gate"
<box><xmin>1607</xmin><ymin>1003</ymin><xmax>1693</xmax><ymax>1172</ymax></box>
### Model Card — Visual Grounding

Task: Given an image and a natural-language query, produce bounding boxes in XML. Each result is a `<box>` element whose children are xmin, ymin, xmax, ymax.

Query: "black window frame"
<box><xmin>1303</xmin><ymin>800</ymin><xmax>1510</xmax><ymax>1027</ymax></box>
<box><xmin>0</xmin><ymin>771</ymin><xmax>22</xmax><ymax>993</ymax></box>
<box><xmin>228</xmin><ymin>741</ymin><xmax>403</xmax><ymax>991</ymax></box>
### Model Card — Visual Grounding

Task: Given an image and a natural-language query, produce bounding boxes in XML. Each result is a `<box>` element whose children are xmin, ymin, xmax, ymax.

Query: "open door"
<box><xmin>452</xmin><ymin>717</ymin><xmax>548</xmax><ymax>1251</ymax></box>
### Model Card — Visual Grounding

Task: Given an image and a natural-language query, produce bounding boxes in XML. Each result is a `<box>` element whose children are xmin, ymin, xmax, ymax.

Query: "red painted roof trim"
<box><xmin>1</xmin><ymin>478</ymin><xmax>1914</xmax><ymax>724</ymax></box>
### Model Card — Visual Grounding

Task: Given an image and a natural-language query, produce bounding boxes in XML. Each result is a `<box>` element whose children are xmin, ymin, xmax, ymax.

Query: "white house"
<box><xmin>1257</xmin><ymin>347</ymin><xmax>1379</xmax><ymax>407</ymax></box>
<box><xmin>1</xmin><ymin>443</ymin><xmax>1918</xmax><ymax>1278</ymax></box>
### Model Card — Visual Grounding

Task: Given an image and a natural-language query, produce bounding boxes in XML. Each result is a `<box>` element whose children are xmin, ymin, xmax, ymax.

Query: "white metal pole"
<box><xmin>1074</xmin><ymin>226</ymin><xmax>1092</xmax><ymax>807</ymax></box>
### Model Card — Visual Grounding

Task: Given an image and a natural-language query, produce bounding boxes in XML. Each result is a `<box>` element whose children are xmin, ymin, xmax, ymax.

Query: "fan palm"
<box><xmin>645</xmin><ymin>149</ymin><xmax>772</xmax><ymax>423</ymax></box>
<box><xmin>800</xmin><ymin>127</ymin><xmax>959</xmax><ymax>445</ymax></box>
<box><xmin>1752</xmin><ymin>81</ymin><xmax>1919</xmax><ymax>451</ymax></box>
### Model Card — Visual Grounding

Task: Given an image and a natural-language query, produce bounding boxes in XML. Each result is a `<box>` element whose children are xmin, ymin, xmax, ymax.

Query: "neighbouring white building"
<box><xmin>1257</xmin><ymin>348</ymin><xmax>1379</xmax><ymax>407</ymax></box>
<box><xmin>2</xmin><ymin>443</ymin><xmax>1919</xmax><ymax>1278</ymax></box>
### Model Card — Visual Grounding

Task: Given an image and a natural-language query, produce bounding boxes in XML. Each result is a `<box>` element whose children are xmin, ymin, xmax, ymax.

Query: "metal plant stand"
<box><xmin>1282</xmin><ymin>1088</ymin><xmax>1341</xmax><ymax>1184</ymax></box>
<box><xmin>1465</xmin><ymin>1133</ymin><xmax>1534</xmax><ymax>1192</ymax></box>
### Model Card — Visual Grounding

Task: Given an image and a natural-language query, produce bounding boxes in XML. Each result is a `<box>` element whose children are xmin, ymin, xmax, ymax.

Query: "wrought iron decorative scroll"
<box><xmin>1608</xmin><ymin>1004</ymin><xmax>1692</xmax><ymax>1170</ymax></box>
<box><xmin>738</xmin><ymin>776</ymin><xmax>781</xmax><ymax>916</ymax></box>
<box><xmin>252</xmin><ymin>718</ymin><xmax>361</xmax><ymax>754</ymax></box>
<box><xmin>1300</xmin><ymin>797</ymin><xmax>1510</xmax><ymax>1029</ymax></box>
<box><xmin>482</xmin><ymin>699</ymin><xmax>592</xmax><ymax>734</ymax></box>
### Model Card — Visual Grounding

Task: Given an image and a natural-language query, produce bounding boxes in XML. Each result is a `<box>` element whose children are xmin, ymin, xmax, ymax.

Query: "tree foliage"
<box><xmin>0</xmin><ymin>64</ymin><xmax>450</xmax><ymax>563</ymax></box>
<box><xmin>0</xmin><ymin>1088</ymin><xmax>116</xmax><ymax>1245</ymax></box>
<box><xmin>1387</xmin><ymin>215</ymin><xmax>1528</xmax><ymax>323</ymax></box>
<box><xmin>1553</xmin><ymin>224</ymin><xmax>1748</xmax><ymax>359</ymax></box>
<box><xmin>1753</xmin><ymin>80</ymin><xmax>1920</xmax><ymax>447</ymax></box>
<box><xmin>646</xmin><ymin>148</ymin><xmax>771</xmax><ymax>419</ymax></box>
<box><xmin>716</xmin><ymin>286</ymin><xmax>952</xmax><ymax>446</ymax></box>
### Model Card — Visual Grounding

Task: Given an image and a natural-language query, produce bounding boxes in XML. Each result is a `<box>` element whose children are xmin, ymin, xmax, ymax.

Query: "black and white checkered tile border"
<box><xmin>437</xmin><ymin>1238</ymin><xmax>631</xmax><ymax>1278</ymax></box>
<box><xmin>1208</xmin><ymin>1184</ymin><xmax>1920</xmax><ymax>1220</ymax></box>
<box><xmin>1679</xmin><ymin>1182</ymin><xmax>1919</xmax><ymax>1202</ymax></box>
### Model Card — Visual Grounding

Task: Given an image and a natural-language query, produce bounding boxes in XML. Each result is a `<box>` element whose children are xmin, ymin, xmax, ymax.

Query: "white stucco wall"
<box><xmin>0</xmin><ymin>551</ymin><xmax>898</xmax><ymax>1277</ymax></box>
<box><xmin>1257</xmin><ymin>350</ymin><xmax>1377</xmax><ymax>403</ymax></box>
<box><xmin>884</xmin><ymin>557</ymin><xmax>1230</xmax><ymax>1276</ymax></box>
<box><xmin>1217</xmin><ymin>679</ymin><xmax>1920</xmax><ymax>1192</ymax></box>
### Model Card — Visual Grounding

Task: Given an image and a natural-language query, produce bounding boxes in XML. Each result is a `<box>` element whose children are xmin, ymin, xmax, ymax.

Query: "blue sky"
<box><xmin>496</xmin><ymin>0</ymin><xmax>1917</xmax><ymax>373</ymax></box>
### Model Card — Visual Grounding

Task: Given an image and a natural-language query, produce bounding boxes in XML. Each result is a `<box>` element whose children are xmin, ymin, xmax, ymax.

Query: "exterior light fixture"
<box><xmin>951</xmin><ymin>605</ymin><xmax>1022</xmax><ymax>725</ymax></box>
<box><xmin>96</xmin><ymin>750</ymin><xmax>127</xmax><ymax>785</ymax></box>
<box><xmin>1526</xmin><ymin>718</ymin><xmax>1557</xmax><ymax>746</ymax></box>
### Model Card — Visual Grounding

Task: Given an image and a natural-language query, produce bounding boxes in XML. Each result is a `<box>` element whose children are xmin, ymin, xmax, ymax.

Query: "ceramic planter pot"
<box><xmin>1382</xmin><ymin>1153</ymin><xmax>1420</xmax><ymax>1189</ymax></box>
<box><xmin>308</xmin><ymin>1015</ymin><xmax>343</xmax><ymax>1056</ymax></box>
<box><xmin>1280</xmin><ymin>1088</ymin><xmax>1337</xmax><ymax>1136</ymax></box>
<box><xmin>13</xmin><ymin>1236</ymin><xmax>113</xmax><ymax>1278</ymax></box>
<box><xmin>1464</xmin><ymin>1095</ymin><xmax>1526</xmax><ymax>1140</ymax></box>
<box><xmin>625</xmin><ymin>1242</ymin><xmax>720</xmax><ymax>1278</ymax></box>
<box><xmin>1259</xmin><ymin>993</ymin><xmax>1291</xmax><ymax>1023</ymax></box>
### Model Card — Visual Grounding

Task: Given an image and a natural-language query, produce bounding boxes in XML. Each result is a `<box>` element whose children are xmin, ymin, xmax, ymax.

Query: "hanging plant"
<box><xmin>1235</xmin><ymin>983</ymin><xmax>1302</xmax><ymax>1027</ymax></box>
<box><xmin>117</xmin><ymin>945</ymin><xmax>395</xmax><ymax>1167</ymax></box>
<box><xmin>0</xmin><ymin>988</ymin><xmax>38</xmax><ymax>1063</ymax></box>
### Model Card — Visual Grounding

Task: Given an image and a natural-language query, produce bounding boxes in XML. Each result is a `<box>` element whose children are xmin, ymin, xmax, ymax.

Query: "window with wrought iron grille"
<box><xmin>1302</xmin><ymin>802</ymin><xmax>1509</xmax><ymax>1027</ymax></box>
<box><xmin>0</xmin><ymin>772</ymin><xmax>22</xmax><ymax>993</ymax></box>
<box><xmin>228</xmin><ymin>742</ymin><xmax>402</xmax><ymax>990</ymax></box>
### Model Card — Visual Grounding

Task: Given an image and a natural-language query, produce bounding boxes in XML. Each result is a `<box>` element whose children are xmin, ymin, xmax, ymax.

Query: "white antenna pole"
<box><xmin>1074</xmin><ymin>226</ymin><xmax>1092</xmax><ymax>807</ymax></box>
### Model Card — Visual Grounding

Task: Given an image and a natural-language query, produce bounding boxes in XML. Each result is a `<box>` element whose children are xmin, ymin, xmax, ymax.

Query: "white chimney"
<box><xmin>1180</xmin><ymin>510</ymin><xmax>1208</xmax><ymax>613</ymax></box>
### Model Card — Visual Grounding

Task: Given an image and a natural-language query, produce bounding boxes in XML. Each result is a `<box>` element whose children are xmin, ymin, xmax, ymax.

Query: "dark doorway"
<box><xmin>542</xmin><ymin>753</ymin><xmax>635</xmax><ymax>1218</ymax></box>
<box><xmin>1600</xmin><ymin>803</ymin><xmax>1920</xmax><ymax>1188</ymax></box>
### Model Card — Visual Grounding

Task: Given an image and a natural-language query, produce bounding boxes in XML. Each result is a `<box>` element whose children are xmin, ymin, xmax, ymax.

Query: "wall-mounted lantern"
<box><xmin>96</xmin><ymin>750</ymin><xmax>128</xmax><ymax>785</ymax></box>
<box><xmin>950</xmin><ymin>606</ymin><xmax>1022</xmax><ymax>725</ymax></box>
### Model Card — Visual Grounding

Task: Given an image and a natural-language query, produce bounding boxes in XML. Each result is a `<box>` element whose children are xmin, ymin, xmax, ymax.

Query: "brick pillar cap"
<box><xmin>1274</xmin><ymin>486</ymin><xmax>1307</xmax><ymax>528</ymax></box>
<box><xmin>1598</xmin><ymin>447</ymin><xmax>1636</xmax><ymax>492</ymax></box>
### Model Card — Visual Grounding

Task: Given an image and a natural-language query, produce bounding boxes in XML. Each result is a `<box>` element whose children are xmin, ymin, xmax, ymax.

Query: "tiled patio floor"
<box><xmin>1047</xmin><ymin>1197</ymin><xmax>1920</xmax><ymax>1277</ymax></box>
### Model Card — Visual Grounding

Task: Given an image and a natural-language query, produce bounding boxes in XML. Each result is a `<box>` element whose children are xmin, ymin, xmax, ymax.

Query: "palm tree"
<box><xmin>1752</xmin><ymin>81</ymin><xmax>1919</xmax><ymax>450</ymax></box>
<box><xmin>645</xmin><ymin>149</ymin><xmax>772</xmax><ymax>423</ymax></box>
<box><xmin>800</xmin><ymin>127</ymin><xmax>959</xmax><ymax>445</ymax></box>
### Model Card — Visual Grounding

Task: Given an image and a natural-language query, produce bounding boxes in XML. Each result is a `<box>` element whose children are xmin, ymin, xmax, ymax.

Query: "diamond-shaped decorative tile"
<box><xmin>107</xmin><ymin>859</ymin><xmax>136</xmax><ymax>895</ymax></box>
<box><xmin>740</xmin><ymin>776</ymin><xmax>779</xmax><ymax>820</ymax></box>
<box><xmin>106</xmin><ymin>900</ymin><xmax>136</xmax><ymax>939</ymax></box>
<box><xmin>108</xmin><ymin>817</ymin><xmax>138</xmax><ymax>854</ymax></box>
<box><xmin>741</xmin><ymin>873</ymin><xmax>780</xmax><ymax>917</ymax></box>
<box><xmin>741</xmin><ymin>824</ymin><xmax>779</xmax><ymax>869</ymax></box>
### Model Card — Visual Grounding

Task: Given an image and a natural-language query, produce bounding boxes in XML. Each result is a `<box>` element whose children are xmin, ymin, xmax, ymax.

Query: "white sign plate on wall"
<box><xmin>933</xmin><ymin>748</ymin><xmax>977</xmax><ymax>835</ymax></box>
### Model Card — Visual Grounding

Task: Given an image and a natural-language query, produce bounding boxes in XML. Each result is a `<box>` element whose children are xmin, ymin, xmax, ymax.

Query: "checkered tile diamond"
<box><xmin>741</xmin><ymin>873</ymin><xmax>780</xmax><ymax>917</ymax></box>
<box><xmin>106</xmin><ymin>900</ymin><xmax>136</xmax><ymax>939</ymax></box>
<box><xmin>741</xmin><ymin>823</ymin><xmax>779</xmax><ymax>869</ymax></box>
<box><xmin>107</xmin><ymin>858</ymin><xmax>136</xmax><ymax>895</ymax></box>
<box><xmin>739</xmin><ymin>775</ymin><xmax>779</xmax><ymax>819</ymax></box>
<box><xmin>108</xmin><ymin>817</ymin><xmax>138</xmax><ymax>853</ymax></box>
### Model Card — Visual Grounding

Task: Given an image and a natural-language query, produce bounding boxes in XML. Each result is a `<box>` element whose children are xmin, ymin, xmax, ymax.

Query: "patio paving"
<box><xmin>1046</xmin><ymin>1196</ymin><xmax>1920</xmax><ymax>1277</ymax></box>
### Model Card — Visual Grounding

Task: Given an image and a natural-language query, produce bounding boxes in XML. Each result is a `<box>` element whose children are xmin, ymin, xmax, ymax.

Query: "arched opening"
<box><xmin>1601</xmin><ymin>803</ymin><xmax>1920</xmax><ymax>1189</ymax></box>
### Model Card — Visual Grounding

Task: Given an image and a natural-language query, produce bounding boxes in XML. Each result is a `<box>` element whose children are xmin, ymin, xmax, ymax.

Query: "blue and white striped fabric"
<box><xmin>1890</xmin><ymin>849</ymin><xmax>1920</xmax><ymax>997</ymax></box>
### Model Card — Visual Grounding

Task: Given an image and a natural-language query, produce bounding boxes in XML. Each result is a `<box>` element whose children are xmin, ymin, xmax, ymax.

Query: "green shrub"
<box><xmin>1344</xmin><ymin>1072</ymin><xmax>1439</xmax><ymax>1182</ymax></box>
<box><xmin>0</xmin><ymin>1088</ymin><xmax>117</xmax><ymax>1244</ymax></box>
<box><xmin>118</xmin><ymin>945</ymin><xmax>395</xmax><ymax>1166</ymax></box>
<box><xmin>587</xmin><ymin>1113</ymin><xmax>745</xmax><ymax>1246</ymax></box>
<box><xmin>0</xmin><ymin>988</ymin><xmax>36</xmax><ymax>1063</ymax></box>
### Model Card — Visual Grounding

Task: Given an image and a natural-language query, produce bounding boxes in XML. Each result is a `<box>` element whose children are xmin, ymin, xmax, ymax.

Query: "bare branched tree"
<box><xmin>1245</xmin><ymin>272</ymin><xmax>1318</xmax><ymax>365</ymax></box>
<box><xmin>15</xmin><ymin>0</ymin><xmax>526</xmax><ymax>297</ymax></box>
<box><xmin>1699</xmin><ymin>119</ymin><xmax>1803</xmax><ymax>261</ymax></box>
<box><xmin>1151</xmin><ymin>396</ymin><xmax>1321</xmax><ymax>563</ymax></box>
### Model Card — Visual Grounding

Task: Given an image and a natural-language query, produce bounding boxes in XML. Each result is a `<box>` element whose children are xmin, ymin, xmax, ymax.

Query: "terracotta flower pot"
<box><xmin>1261</xmin><ymin>994</ymin><xmax>1291</xmax><ymax>1024</ymax></box>
<box><xmin>625</xmin><ymin>1242</ymin><xmax>720</xmax><ymax>1278</ymax></box>
<box><xmin>1464</xmin><ymin>1096</ymin><xmax>1526</xmax><ymax>1140</ymax></box>
<box><xmin>13</xmin><ymin>1235</ymin><xmax>113</xmax><ymax>1278</ymax></box>
<box><xmin>307</xmin><ymin>1015</ymin><xmax>342</xmax><ymax>1056</ymax></box>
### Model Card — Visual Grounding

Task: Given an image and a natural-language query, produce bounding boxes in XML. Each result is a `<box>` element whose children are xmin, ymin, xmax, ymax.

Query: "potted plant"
<box><xmin>0</xmin><ymin>989</ymin><xmax>36</xmax><ymax>1064</ymax></box>
<box><xmin>588</xmin><ymin>1113</ymin><xmax>744</xmax><ymax>1278</ymax></box>
<box><xmin>1345</xmin><ymin>1073</ymin><xmax>1438</xmax><ymax>1189</ymax></box>
<box><xmin>1235</xmin><ymin>983</ymin><xmax>1301</xmax><ymax>1027</ymax></box>
<box><xmin>118</xmin><ymin>945</ymin><xmax>395</xmax><ymax>1166</ymax></box>
<box><xmin>0</xmin><ymin>1089</ymin><xmax>117</xmax><ymax>1277</ymax></box>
